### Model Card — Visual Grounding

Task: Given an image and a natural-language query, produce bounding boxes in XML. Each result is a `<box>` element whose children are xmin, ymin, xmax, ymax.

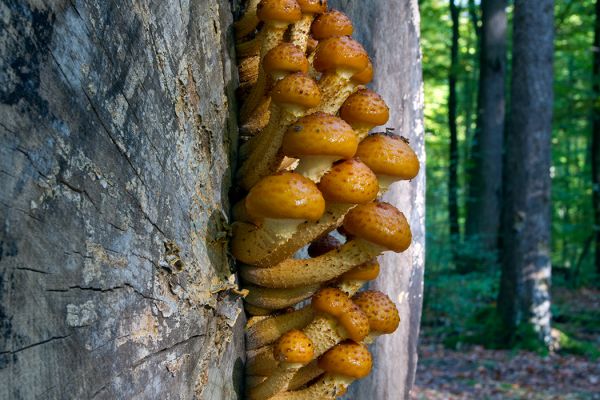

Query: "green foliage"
<box><xmin>555</xmin><ymin>329</ymin><xmax>600</xmax><ymax>359</ymax></box>
<box><xmin>420</xmin><ymin>0</ymin><xmax>599</xmax><ymax>279</ymax></box>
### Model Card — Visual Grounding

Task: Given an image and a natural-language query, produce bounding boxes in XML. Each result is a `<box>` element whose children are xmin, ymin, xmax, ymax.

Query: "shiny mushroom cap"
<box><xmin>257</xmin><ymin>0</ymin><xmax>302</xmax><ymax>26</ymax></box>
<box><xmin>245</xmin><ymin>171</ymin><xmax>325</xmax><ymax>220</ymax></box>
<box><xmin>307</xmin><ymin>234</ymin><xmax>342</xmax><ymax>257</ymax></box>
<box><xmin>263</xmin><ymin>43</ymin><xmax>309</xmax><ymax>77</ymax></box>
<box><xmin>311</xmin><ymin>10</ymin><xmax>353</xmax><ymax>40</ymax></box>
<box><xmin>340</xmin><ymin>258</ymin><xmax>380</xmax><ymax>281</ymax></box>
<box><xmin>318</xmin><ymin>340</ymin><xmax>373</xmax><ymax>379</ymax></box>
<box><xmin>313</xmin><ymin>36</ymin><xmax>369</xmax><ymax>75</ymax></box>
<box><xmin>273</xmin><ymin>329</ymin><xmax>315</xmax><ymax>364</ymax></box>
<box><xmin>281</xmin><ymin>112</ymin><xmax>358</xmax><ymax>158</ymax></box>
<box><xmin>297</xmin><ymin>0</ymin><xmax>327</xmax><ymax>14</ymax></box>
<box><xmin>356</xmin><ymin>133</ymin><xmax>420</xmax><ymax>180</ymax></box>
<box><xmin>352</xmin><ymin>290</ymin><xmax>400</xmax><ymax>334</ymax></box>
<box><xmin>338</xmin><ymin>302</ymin><xmax>370</xmax><ymax>342</ymax></box>
<box><xmin>271</xmin><ymin>72</ymin><xmax>321</xmax><ymax>108</ymax></box>
<box><xmin>340</xmin><ymin>89</ymin><xmax>390</xmax><ymax>127</ymax></box>
<box><xmin>351</xmin><ymin>58</ymin><xmax>373</xmax><ymax>85</ymax></box>
<box><xmin>342</xmin><ymin>201</ymin><xmax>412</xmax><ymax>252</ymax></box>
<box><xmin>311</xmin><ymin>287</ymin><xmax>350</xmax><ymax>317</ymax></box>
<box><xmin>317</xmin><ymin>158</ymin><xmax>379</xmax><ymax>204</ymax></box>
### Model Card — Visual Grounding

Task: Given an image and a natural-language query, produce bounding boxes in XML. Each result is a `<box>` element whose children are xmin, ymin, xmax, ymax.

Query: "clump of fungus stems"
<box><xmin>231</xmin><ymin>1</ymin><xmax>420</xmax><ymax>398</ymax></box>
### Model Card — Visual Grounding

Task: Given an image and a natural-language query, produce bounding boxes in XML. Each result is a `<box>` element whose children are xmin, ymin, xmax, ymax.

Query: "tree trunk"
<box><xmin>592</xmin><ymin>0</ymin><xmax>600</xmax><ymax>280</ymax></box>
<box><xmin>465</xmin><ymin>0</ymin><xmax>507</xmax><ymax>259</ymax></box>
<box><xmin>498</xmin><ymin>0</ymin><xmax>554</xmax><ymax>347</ymax></box>
<box><xmin>0</xmin><ymin>1</ymin><xmax>245</xmax><ymax>399</ymax></box>
<box><xmin>328</xmin><ymin>1</ymin><xmax>426</xmax><ymax>398</ymax></box>
<box><xmin>448</xmin><ymin>0</ymin><xmax>461</xmax><ymax>258</ymax></box>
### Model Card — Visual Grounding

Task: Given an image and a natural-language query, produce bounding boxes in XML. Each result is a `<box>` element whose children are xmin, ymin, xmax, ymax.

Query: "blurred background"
<box><xmin>412</xmin><ymin>0</ymin><xmax>600</xmax><ymax>399</ymax></box>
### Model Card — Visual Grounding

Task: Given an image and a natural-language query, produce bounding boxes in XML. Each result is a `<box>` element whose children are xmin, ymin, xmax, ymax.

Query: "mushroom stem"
<box><xmin>270</xmin><ymin>374</ymin><xmax>353</xmax><ymax>399</ymax></box>
<box><xmin>293</xmin><ymin>155</ymin><xmax>340</xmax><ymax>182</ymax></box>
<box><xmin>244</xmin><ymin>284</ymin><xmax>320</xmax><ymax>310</ymax></box>
<box><xmin>235</xmin><ymin>0</ymin><xmax>262</xmax><ymax>40</ymax></box>
<box><xmin>246</xmin><ymin>307</ymin><xmax>315</xmax><ymax>350</ymax></box>
<box><xmin>314</xmin><ymin>71</ymin><xmax>361</xmax><ymax>114</ymax></box>
<box><xmin>240</xmin><ymin>239</ymin><xmax>384</xmax><ymax>288</ymax></box>
<box><xmin>231</xmin><ymin>203</ymin><xmax>352</xmax><ymax>267</ymax></box>
<box><xmin>290</xmin><ymin>14</ymin><xmax>314</xmax><ymax>51</ymax></box>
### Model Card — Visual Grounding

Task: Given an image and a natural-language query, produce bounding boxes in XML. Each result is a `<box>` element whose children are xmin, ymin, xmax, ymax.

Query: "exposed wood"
<box><xmin>0</xmin><ymin>1</ymin><xmax>244</xmax><ymax>398</ymax></box>
<box><xmin>465</xmin><ymin>0</ymin><xmax>507</xmax><ymax>260</ymax></box>
<box><xmin>329</xmin><ymin>1</ymin><xmax>426</xmax><ymax>398</ymax></box>
<box><xmin>498</xmin><ymin>0</ymin><xmax>554</xmax><ymax>346</ymax></box>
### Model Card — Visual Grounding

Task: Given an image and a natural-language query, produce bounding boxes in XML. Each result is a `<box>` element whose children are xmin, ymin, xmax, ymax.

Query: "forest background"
<box><xmin>414</xmin><ymin>0</ymin><xmax>600</xmax><ymax>398</ymax></box>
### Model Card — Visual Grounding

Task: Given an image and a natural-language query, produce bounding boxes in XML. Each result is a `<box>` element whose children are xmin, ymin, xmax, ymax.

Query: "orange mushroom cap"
<box><xmin>313</xmin><ymin>36</ymin><xmax>369</xmax><ymax>75</ymax></box>
<box><xmin>273</xmin><ymin>329</ymin><xmax>315</xmax><ymax>364</ymax></box>
<box><xmin>311</xmin><ymin>10</ymin><xmax>353</xmax><ymax>40</ymax></box>
<box><xmin>281</xmin><ymin>112</ymin><xmax>358</xmax><ymax>158</ymax></box>
<box><xmin>318</xmin><ymin>340</ymin><xmax>372</xmax><ymax>379</ymax></box>
<box><xmin>352</xmin><ymin>290</ymin><xmax>400</xmax><ymax>334</ymax></box>
<box><xmin>307</xmin><ymin>234</ymin><xmax>342</xmax><ymax>258</ymax></box>
<box><xmin>340</xmin><ymin>89</ymin><xmax>389</xmax><ymax>127</ymax></box>
<box><xmin>271</xmin><ymin>72</ymin><xmax>321</xmax><ymax>108</ymax></box>
<box><xmin>338</xmin><ymin>302</ymin><xmax>370</xmax><ymax>342</ymax></box>
<box><xmin>311</xmin><ymin>287</ymin><xmax>351</xmax><ymax>317</ymax></box>
<box><xmin>342</xmin><ymin>201</ymin><xmax>412</xmax><ymax>252</ymax></box>
<box><xmin>297</xmin><ymin>0</ymin><xmax>327</xmax><ymax>14</ymax></box>
<box><xmin>355</xmin><ymin>133</ymin><xmax>420</xmax><ymax>180</ymax></box>
<box><xmin>263</xmin><ymin>43</ymin><xmax>309</xmax><ymax>76</ymax></box>
<box><xmin>340</xmin><ymin>259</ymin><xmax>380</xmax><ymax>281</ymax></box>
<box><xmin>352</xmin><ymin>58</ymin><xmax>373</xmax><ymax>85</ymax></box>
<box><xmin>245</xmin><ymin>172</ymin><xmax>325</xmax><ymax>220</ymax></box>
<box><xmin>257</xmin><ymin>0</ymin><xmax>302</xmax><ymax>24</ymax></box>
<box><xmin>317</xmin><ymin>158</ymin><xmax>379</xmax><ymax>204</ymax></box>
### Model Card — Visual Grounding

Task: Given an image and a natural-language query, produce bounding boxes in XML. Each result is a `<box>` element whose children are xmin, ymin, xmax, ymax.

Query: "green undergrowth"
<box><xmin>422</xmin><ymin>271</ymin><xmax>600</xmax><ymax>359</ymax></box>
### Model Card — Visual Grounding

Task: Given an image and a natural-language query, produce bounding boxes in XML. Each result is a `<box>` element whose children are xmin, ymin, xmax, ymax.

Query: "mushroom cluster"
<box><xmin>232</xmin><ymin>1</ymin><xmax>420</xmax><ymax>398</ymax></box>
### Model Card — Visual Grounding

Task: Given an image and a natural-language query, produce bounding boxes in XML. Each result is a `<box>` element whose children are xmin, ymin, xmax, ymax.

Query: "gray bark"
<box><xmin>0</xmin><ymin>1</ymin><xmax>245</xmax><ymax>399</ymax></box>
<box><xmin>498</xmin><ymin>0</ymin><xmax>554</xmax><ymax>346</ymax></box>
<box><xmin>465</xmin><ymin>0</ymin><xmax>507</xmax><ymax>258</ymax></box>
<box><xmin>330</xmin><ymin>1</ymin><xmax>425</xmax><ymax>399</ymax></box>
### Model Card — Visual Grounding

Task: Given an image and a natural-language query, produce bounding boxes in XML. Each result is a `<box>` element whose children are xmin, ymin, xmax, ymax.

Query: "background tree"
<box><xmin>592</xmin><ymin>0</ymin><xmax>600</xmax><ymax>281</ymax></box>
<box><xmin>464</xmin><ymin>0</ymin><xmax>507</xmax><ymax>266</ymax></box>
<box><xmin>448</xmin><ymin>0</ymin><xmax>461</xmax><ymax>261</ymax></box>
<box><xmin>498</xmin><ymin>0</ymin><xmax>555</xmax><ymax>346</ymax></box>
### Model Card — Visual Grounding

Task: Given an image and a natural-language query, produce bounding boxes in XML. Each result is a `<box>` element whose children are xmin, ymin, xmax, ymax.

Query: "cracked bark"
<box><xmin>0</xmin><ymin>1</ymin><xmax>244</xmax><ymax>399</ymax></box>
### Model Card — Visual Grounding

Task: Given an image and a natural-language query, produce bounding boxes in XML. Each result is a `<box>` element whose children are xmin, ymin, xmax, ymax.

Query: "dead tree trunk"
<box><xmin>330</xmin><ymin>1</ymin><xmax>426</xmax><ymax>399</ymax></box>
<box><xmin>1</xmin><ymin>0</ymin><xmax>425</xmax><ymax>398</ymax></box>
<box><xmin>0</xmin><ymin>1</ymin><xmax>244</xmax><ymax>399</ymax></box>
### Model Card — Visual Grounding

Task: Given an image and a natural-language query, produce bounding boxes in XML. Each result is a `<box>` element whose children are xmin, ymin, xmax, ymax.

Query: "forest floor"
<box><xmin>410</xmin><ymin>275</ymin><xmax>600</xmax><ymax>400</ymax></box>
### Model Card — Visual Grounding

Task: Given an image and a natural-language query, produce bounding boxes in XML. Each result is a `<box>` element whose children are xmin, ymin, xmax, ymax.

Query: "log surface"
<box><xmin>0</xmin><ymin>1</ymin><xmax>244</xmax><ymax>399</ymax></box>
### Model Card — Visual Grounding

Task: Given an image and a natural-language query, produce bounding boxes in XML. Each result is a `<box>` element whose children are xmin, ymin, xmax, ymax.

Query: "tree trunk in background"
<box><xmin>448</xmin><ymin>0</ymin><xmax>461</xmax><ymax>260</ymax></box>
<box><xmin>465</xmin><ymin>0</ymin><xmax>507</xmax><ymax>262</ymax></box>
<box><xmin>329</xmin><ymin>1</ymin><xmax>426</xmax><ymax>398</ymax></box>
<box><xmin>0</xmin><ymin>1</ymin><xmax>245</xmax><ymax>398</ymax></box>
<box><xmin>498</xmin><ymin>0</ymin><xmax>554</xmax><ymax>347</ymax></box>
<box><xmin>592</xmin><ymin>0</ymin><xmax>600</xmax><ymax>280</ymax></box>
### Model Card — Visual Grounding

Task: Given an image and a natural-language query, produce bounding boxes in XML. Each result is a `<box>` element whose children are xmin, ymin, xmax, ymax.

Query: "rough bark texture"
<box><xmin>465</xmin><ymin>0</ymin><xmax>506</xmax><ymax>257</ymax></box>
<box><xmin>498</xmin><ymin>0</ymin><xmax>554</xmax><ymax>346</ymax></box>
<box><xmin>0</xmin><ymin>1</ymin><xmax>245</xmax><ymax>399</ymax></box>
<box><xmin>448</xmin><ymin>0</ymin><xmax>460</xmax><ymax>252</ymax></box>
<box><xmin>592</xmin><ymin>0</ymin><xmax>600</xmax><ymax>279</ymax></box>
<box><xmin>329</xmin><ymin>1</ymin><xmax>426</xmax><ymax>399</ymax></box>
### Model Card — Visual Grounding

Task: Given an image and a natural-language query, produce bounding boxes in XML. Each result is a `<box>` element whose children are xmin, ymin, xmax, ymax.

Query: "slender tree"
<box><xmin>591</xmin><ymin>0</ymin><xmax>600</xmax><ymax>279</ymax></box>
<box><xmin>448</xmin><ymin>0</ymin><xmax>461</xmax><ymax>256</ymax></box>
<box><xmin>465</xmin><ymin>0</ymin><xmax>507</xmax><ymax>261</ymax></box>
<box><xmin>498</xmin><ymin>0</ymin><xmax>554</xmax><ymax>346</ymax></box>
